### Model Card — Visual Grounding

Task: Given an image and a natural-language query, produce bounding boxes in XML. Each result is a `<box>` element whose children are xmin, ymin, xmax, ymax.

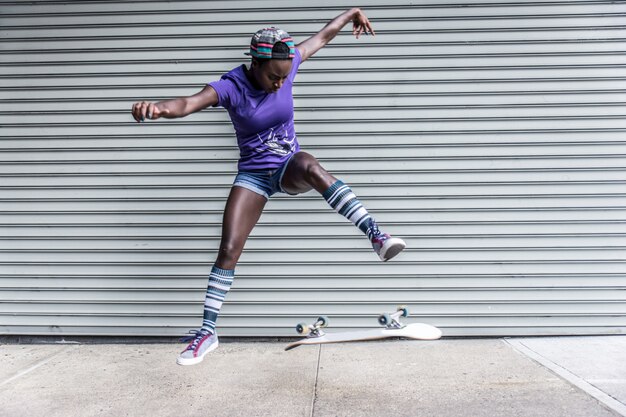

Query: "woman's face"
<box><xmin>251</xmin><ymin>59</ymin><xmax>292</xmax><ymax>94</ymax></box>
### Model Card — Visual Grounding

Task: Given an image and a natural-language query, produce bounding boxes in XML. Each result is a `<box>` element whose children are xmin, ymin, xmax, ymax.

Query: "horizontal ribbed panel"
<box><xmin>1</xmin><ymin>0</ymin><xmax>625</xmax><ymax>337</ymax></box>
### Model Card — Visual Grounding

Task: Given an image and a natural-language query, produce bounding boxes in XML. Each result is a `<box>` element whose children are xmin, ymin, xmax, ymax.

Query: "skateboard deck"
<box><xmin>285</xmin><ymin>322</ymin><xmax>442</xmax><ymax>351</ymax></box>
<box><xmin>285</xmin><ymin>306</ymin><xmax>442</xmax><ymax>351</ymax></box>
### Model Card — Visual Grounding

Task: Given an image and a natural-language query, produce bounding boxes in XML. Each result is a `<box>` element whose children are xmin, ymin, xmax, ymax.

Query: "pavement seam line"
<box><xmin>504</xmin><ymin>339</ymin><xmax>626</xmax><ymax>417</ymax></box>
<box><xmin>309</xmin><ymin>344</ymin><xmax>322</xmax><ymax>417</ymax></box>
<box><xmin>0</xmin><ymin>345</ymin><xmax>75</xmax><ymax>389</ymax></box>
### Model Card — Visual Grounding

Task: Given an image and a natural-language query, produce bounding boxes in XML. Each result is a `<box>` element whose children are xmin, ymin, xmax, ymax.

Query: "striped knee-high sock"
<box><xmin>322</xmin><ymin>180</ymin><xmax>380</xmax><ymax>241</ymax></box>
<box><xmin>201</xmin><ymin>265</ymin><xmax>234</xmax><ymax>335</ymax></box>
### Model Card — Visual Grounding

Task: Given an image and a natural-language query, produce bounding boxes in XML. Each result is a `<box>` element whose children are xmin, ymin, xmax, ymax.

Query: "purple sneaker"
<box><xmin>177</xmin><ymin>330</ymin><xmax>219</xmax><ymax>366</ymax></box>
<box><xmin>371</xmin><ymin>233</ymin><xmax>406</xmax><ymax>261</ymax></box>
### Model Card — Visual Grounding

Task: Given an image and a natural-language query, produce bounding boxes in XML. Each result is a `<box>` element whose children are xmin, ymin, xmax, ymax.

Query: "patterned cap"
<box><xmin>245</xmin><ymin>27</ymin><xmax>295</xmax><ymax>59</ymax></box>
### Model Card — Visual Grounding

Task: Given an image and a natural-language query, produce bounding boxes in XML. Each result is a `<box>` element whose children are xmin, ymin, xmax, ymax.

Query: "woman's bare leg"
<box><xmin>215</xmin><ymin>186</ymin><xmax>268</xmax><ymax>269</ymax></box>
<box><xmin>201</xmin><ymin>186</ymin><xmax>266</xmax><ymax>335</ymax></box>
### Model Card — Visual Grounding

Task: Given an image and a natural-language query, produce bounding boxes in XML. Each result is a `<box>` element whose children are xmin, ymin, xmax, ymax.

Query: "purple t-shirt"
<box><xmin>209</xmin><ymin>48</ymin><xmax>302</xmax><ymax>171</ymax></box>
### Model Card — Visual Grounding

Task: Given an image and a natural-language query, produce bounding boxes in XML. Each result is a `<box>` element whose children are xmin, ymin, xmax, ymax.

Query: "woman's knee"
<box><xmin>215</xmin><ymin>240</ymin><xmax>243</xmax><ymax>269</ymax></box>
<box><xmin>291</xmin><ymin>153</ymin><xmax>334</xmax><ymax>189</ymax></box>
<box><xmin>305</xmin><ymin>160</ymin><xmax>328</xmax><ymax>181</ymax></box>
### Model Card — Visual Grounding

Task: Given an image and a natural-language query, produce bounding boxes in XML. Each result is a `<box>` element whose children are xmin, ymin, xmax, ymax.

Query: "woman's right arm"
<box><xmin>131</xmin><ymin>85</ymin><xmax>219</xmax><ymax>123</ymax></box>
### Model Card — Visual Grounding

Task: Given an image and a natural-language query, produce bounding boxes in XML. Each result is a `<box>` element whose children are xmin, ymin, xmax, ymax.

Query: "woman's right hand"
<box><xmin>131</xmin><ymin>101</ymin><xmax>170</xmax><ymax>123</ymax></box>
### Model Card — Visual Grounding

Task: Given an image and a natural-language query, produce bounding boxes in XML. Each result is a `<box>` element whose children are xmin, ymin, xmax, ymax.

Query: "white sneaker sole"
<box><xmin>176</xmin><ymin>340</ymin><xmax>219</xmax><ymax>366</ymax></box>
<box><xmin>378</xmin><ymin>237</ymin><xmax>406</xmax><ymax>261</ymax></box>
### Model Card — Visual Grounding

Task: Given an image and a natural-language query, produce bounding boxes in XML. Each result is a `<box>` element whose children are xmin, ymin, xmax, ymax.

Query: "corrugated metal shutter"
<box><xmin>1</xmin><ymin>0</ymin><xmax>625</xmax><ymax>337</ymax></box>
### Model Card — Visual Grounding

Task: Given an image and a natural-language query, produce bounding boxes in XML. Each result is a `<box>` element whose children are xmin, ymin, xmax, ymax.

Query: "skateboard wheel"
<box><xmin>317</xmin><ymin>316</ymin><xmax>329</xmax><ymax>328</ymax></box>
<box><xmin>296</xmin><ymin>323</ymin><xmax>309</xmax><ymax>335</ymax></box>
<box><xmin>378</xmin><ymin>313</ymin><xmax>391</xmax><ymax>326</ymax></box>
<box><xmin>397</xmin><ymin>305</ymin><xmax>409</xmax><ymax>317</ymax></box>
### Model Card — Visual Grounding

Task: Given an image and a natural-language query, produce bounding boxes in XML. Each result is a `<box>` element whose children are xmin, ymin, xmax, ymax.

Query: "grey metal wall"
<box><xmin>1</xmin><ymin>0</ymin><xmax>625</xmax><ymax>337</ymax></box>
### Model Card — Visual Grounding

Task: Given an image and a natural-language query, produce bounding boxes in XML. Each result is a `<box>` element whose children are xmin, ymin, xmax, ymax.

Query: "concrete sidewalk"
<box><xmin>0</xmin><ymin>336</ymin><xmax>624</xmax><ymax>417</ymax></box>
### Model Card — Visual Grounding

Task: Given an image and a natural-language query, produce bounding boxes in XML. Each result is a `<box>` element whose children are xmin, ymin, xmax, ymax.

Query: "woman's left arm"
<box><xmin>296</xmin><ymin>8</ymin><xmax>375</xmax><ymax>62</ymax></box>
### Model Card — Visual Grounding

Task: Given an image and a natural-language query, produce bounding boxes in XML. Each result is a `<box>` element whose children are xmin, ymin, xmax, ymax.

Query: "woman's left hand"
<box><xmin>352</xmin><ymin>9</ymin><xmax>375</xmax><ymax>39</ymax></box>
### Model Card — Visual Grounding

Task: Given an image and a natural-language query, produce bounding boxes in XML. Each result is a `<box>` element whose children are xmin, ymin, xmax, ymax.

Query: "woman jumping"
<box><xmin>131</xmin><ymin>8</ymin><xmax>406</xmax><ymax>366</ymax></box>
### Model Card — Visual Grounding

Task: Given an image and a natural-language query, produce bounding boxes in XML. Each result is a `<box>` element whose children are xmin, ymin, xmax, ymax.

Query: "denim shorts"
<box><xmin>233</xmin><ymin>154</ymin><xmax>297</xmax><ymax>199</ymax></box>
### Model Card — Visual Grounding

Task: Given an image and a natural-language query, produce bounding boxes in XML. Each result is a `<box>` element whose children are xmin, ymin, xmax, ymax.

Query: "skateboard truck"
<box><xmin>377</xmin><ymin>305</ymin><xmax>409</xmax><ymax>329</ymax></box>
<box><xmin>295</xmin><ymin>315</ymin><xmax>329</xmax><ymax>338</ymax></box>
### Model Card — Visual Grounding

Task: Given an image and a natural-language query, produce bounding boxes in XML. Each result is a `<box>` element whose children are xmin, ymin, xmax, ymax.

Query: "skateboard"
<box><xmin>285</xmin><ymin>306</ymin><xmax>442</xmax><ymax>351</ymax></box>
